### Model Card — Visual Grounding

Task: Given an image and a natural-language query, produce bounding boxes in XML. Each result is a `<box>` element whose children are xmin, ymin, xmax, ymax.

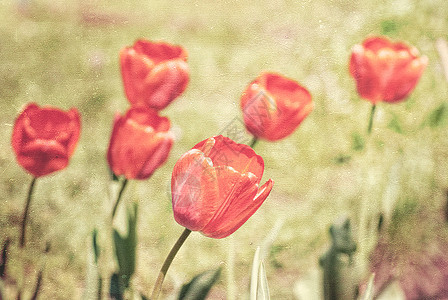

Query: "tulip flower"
<box><xmin>151</xmin><ymin>135</ymin><xmax>273</xmax><ymax>299</ymax></box>
<box><xmin>350</xmin><ymin>36</ymin><xmax>428</xmax><ymax>104</ymax></box>
<box><xmin>120</xmin><ymin>39</ymin><xmax>189</xmax><ymax>110</ymax></box>
<box><xmin>11</xmin><ymin>102</ymin><xmax>81</xmax><ymax>247</ymax></box>
<box><xmin>171</xmin><ymin>135</ymin><xmax>273</xmax><ymax>238</ymax></box>
<box><xmin>12</xmin><ymin>102</ymin><xmax>81</xmax><ymax>178</ymax></box>
<box><xmin>107</xmin><ymin>106</ymin><xmax>174</xmax><ymax>218</ymax></box>
<box><xmin>107</xmin><ymin>107</ymin><xmax>174</xmax><ymax>180</ymax></box>
<box><xmin>240</xmin><ymin>72</ymin><xmax>313</xmax><ymax>143</ymax></box>
<box><xmin>349</xmin><ymin>36</ymin><xmax>428</xmax><ymax>133</ymax></box>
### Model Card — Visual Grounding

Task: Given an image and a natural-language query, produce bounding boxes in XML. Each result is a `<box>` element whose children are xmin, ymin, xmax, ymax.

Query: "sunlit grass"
<box><xmin>1</xmin><ymin>0</ymin><xmax>448</xmax><ymax>298</ymax></box>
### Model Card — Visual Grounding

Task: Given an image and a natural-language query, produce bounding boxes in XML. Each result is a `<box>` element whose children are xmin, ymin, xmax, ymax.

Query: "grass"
<box><xmin>1</xmin><ymin>0</ymin><xmax>448</xmax><ymax>298</ymax></box>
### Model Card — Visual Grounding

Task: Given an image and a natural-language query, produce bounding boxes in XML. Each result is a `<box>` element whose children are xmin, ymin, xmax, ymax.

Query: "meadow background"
<box><xmin>1</xmin><ymin>0</ymin><xmax>448</xmax><ymax>298</ymax></box>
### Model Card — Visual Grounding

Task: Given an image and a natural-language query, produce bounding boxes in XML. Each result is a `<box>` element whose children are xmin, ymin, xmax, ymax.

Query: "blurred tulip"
<box><xmin>120</xmin><ymin>39</ymin><xmax>189</xmax><ymax>110</ymax></box>
<box><xmin>107</xmin><ymin>107</ymin><xmax>174</xmax><ymax>180</ymax></box>
<box><xmin>171</xmin><ymin>135</ymin><xmax>273</xmax><ymax>239</ymax></box>
<box><xmin>11</xmin><ymin>103</ymin><xmax>81</xmax><ymax>177</ymax></box>
<box><xmin>240</xmin><ymin>72</ymin><xmax>313</xmax><ymax>141</ymax></box>
<box><xmin>349</xmin><ymin>36</ymin><xmax>428</xmax><ymax>104</ymax></box>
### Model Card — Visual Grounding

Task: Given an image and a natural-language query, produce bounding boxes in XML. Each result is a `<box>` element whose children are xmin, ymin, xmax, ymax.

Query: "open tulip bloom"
<box><xmin>241</xmin><ymin>72</ymin><xmax>313</xmax><ymax>143</ymax></box>
<box><xmin>120</xmin><ymin>39</ymin><xmax>189</xmax><ymax>110</ymax></box>
<box><xmin>349</xmin><ymin>36</ymin><xmax>428</xmax><ymax>133</ymax></box>
<box><xmin>151</xmin><ymin>135</ymin><xmax>273</xmax><ymax>299</ymax></box>
<box><xmin>11</xmin><ymin>102</ymin><xmax>81</xmax><ymax>247</ymax></box>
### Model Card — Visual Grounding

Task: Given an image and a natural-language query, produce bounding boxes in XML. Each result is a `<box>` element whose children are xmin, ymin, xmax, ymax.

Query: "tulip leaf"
<box><xmin>250</xmin><ymin>246</ymin><xmax>270</xmax><ymax>300</ymax></box>
<box><xmin>381</xmin><ymin>20</ymin><xmax>398</xmax><ymax>34</ymax></box>
<box><xmin>92</xmin><ymin>229</ymin><xmax>100</xmax><ymax>264</ymax></box>
<box><xmin>351</xmin><ymin>132</ymin><xmax>365</xmax><ymax>152</ymax></box>
<box><xmin>387</xmin><ymin>114</ymin><xmax>402</xmax><ymax>134</ymax></box>
<box><xmin>113</xmin><ymin>203</ymin><xmax>138</xmax><ymax>288</ymax></box>
<box><xmin>109</xmin><ymin>273</ymin><xmax>124</xmax><ymax>300</ymax></box>
<box><xmin>178</xmin><ymin>267</ymin><xmax>222</xmax><ymax>300</ymax></box>
<box><xmin>257</xmin><ymin>261</ymin><xmax>270</xmax><ymax>300</ymax></box>
<box><xmin>84</xmin><ymin>230</ymin><xmax>102</xmax><ymax>300</ymax></box>
<box><xmin>0</xmin><ymin>239</ymin><xmax>10</xmax><ymax>279</ymax></box>
<box><xmin>358</xmin><ymin>273</ymin><xmax>375</xmax><ymax>300</ymax></box>
<box><xmin>427</xmin><ymin>103</ymin><xmax>448</xmax><ymax>128</ymax></box>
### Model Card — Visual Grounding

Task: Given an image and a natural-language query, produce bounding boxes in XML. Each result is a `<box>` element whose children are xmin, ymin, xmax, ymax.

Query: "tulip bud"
<box><xmin>11</xmin><ymin>103</ymin><xmax>81</xmax><ymax>177</ymax></box>
<box><xmin>349</xmin><ymin>36</ymin><xmax>428</xmax><ymax>104</ymax></box>
<box><xmin>107</xmin><ymin>107</ymin><xmax>174</xmax><ymax>180</ymax></box>
<box><xmin>120</xmin><ymin>39</ymin><xmax>189</xmax><ymax>110</ymax></box>
<box><xmin>240</xmin><ymin>72</ymin><xmax>313</xmax><ymax>141</ymax></box>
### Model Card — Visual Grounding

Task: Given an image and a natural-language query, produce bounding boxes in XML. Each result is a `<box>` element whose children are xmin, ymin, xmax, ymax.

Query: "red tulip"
<box><xmin>11</xmin><ymin>103</ymin><xmax>81</xmax><ymax>177</ymax></box>
<box><xmin>349</xmin><ymin>36</ymin><xmax>428</xmax><ymax>104</ymax></box>
<box><xmin>171</xmin><ymin>135</ymin><xmax>274</xmax><ymax>239</ymax></box>
<box><xmin>120</xmin><ymin>39</ymin><xmax>189</xmax><ymax>110</ymax></box>
<box><xmin>107</xmin><ymin>107</ymin><xmax>174</xmax><ymax>180</ymax></box>
<box><xmin>240</xmin><ymin>72</ymin><xmax>313</xmax><ymax>141</ymax></box>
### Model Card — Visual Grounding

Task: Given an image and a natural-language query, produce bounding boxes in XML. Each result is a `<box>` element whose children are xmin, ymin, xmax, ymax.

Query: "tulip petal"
<box><xmin>143</xmin><ymin>60</ymin><xmax>190</xmax><ymax>110</ymax></box>
<box><xmin>171</xmin><ymin>150</ymin><xmax>220</xmax><ymax>231</ymax></box>
<box><xmin>193</xmin><ymin>136</ymin><xmax>265</xmax><ymax>180</ymax></box>
<box><xmin>137</xmin><ymin>132</ymin><xmax>173</xmax><ymax>179</ymax></box>
<box><xmin>203</xmin><ymin>177</ymin><xmax>274</xmax><ymax>239</ymax></box>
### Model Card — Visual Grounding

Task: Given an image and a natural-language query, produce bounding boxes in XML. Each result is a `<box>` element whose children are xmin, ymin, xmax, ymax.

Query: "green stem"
<box><xmin>151</xmin><ymin>228</ymin><xmax>191</xmax><ymax>300</ymax></box>
<box><xmin>111</xmin><ymin>178</ymin><xmax>128</xmax><ymax>219</ymax></box>
<box><xmin>20</xmin><ymin>177</ymin><xmax>37</xmax><ymax>248</ymax></box>
<box><xmin>249</xmin><ymin>137</ymin><xmax>258</xmax><ymax>148</ymax></box>
<box><xmin>367</xmin><ymin>105</ymin><xmax>376</xmax><ymax>135</ymax></box>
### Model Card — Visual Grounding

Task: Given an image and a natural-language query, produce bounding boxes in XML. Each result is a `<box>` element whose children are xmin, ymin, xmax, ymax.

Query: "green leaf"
<box><xmin>250</xmin><ymin>246</ymin><xmax>270</xmax><ymax>300</ymax></box>
<box><xmin>84</xmin><ymin>230</ymin><xmax>102</xmax><ymax>300</ymax></box>
<box><xmin>351</xmin><ymin>132</ymin><xmax>365</xmax><ymax>152</ymax></box>
<box><xmin>178</xmin><ymin>268</ymin><xmax>222</xmax><ymax>300</ymax></box>
<box><xmin>427</xmin><ymin>103</ymin><xmax>448</xmax><ymax>128</ymax></box>
<box><xmin>387</xmin><ymin>114</ymin><xmax>402</xmax><ymax>134</ymax></box>
<box><xmin>358</xmin><ymin>273</ymin><xmax>375</xmax><ymax>300</ymax></box>
<box><xmin>109</xmin><ymin>273</ymin><xmax>124</xmax><ymax>300</ymax></box>
<box><xmin>257</xmin><ymin>262</ymin><xmax>270</xmax><ymax>300</ymax></box>
<box><xmin>0</xmin><ymin>239</ymin><xmax>10</xmax><ymax>279</ymax></box>
<box><xmin>92</xmin><ymin>229</ymin><xmax>100</xmax><ymax>264</ymax></box>
<box><xmin>113</xmin><ymin>203</ymin><xmax>138</xmax><ymax>288</ymax></box>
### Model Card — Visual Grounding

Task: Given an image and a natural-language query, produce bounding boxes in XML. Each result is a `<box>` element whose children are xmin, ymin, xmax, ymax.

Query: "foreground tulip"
<box><xmin>151</xmin><ymin>136</ymin><xmax>273</xmax><ymax>299</ymax></box>
<box><xmin>11</xmin><ymin>102</ymin><xmax>81</xmax><ymax>247</ymax></box>
<box><xmin>171</xmin><ymin>135</ymin><xmax>273</xmax><ymax>238</ymax></box>
<box><xmin>107</xmin><ymin>107</ymin><xmax>174</xmax><ymax>180</ymax></box>
<box><xmin>120</xmin><ymin>39</ymin><xmax>189</xmax><ymax>110</ymax></box>
<box><xmin>12</xmin><ymin>102</ymin><xmax>81</xmax><ymax>177</ymax></box>
<box><xmin>240</xmin><ymin>72</ymin><xmax>313</xmax><ymax>142</ymax></box>
<box><xmin>349</xmin><ymin>36</ymin><xmax>428</xmax><ymax>104</ymax></box>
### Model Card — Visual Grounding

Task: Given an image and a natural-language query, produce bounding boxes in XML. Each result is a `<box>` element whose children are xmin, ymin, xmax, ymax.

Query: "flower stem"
<box><xmin>249</xmin><ymin>137</ymin><xmax>258</xmax><ymax>148</ymax></box>
<box><xmin>367</xmin><ymin>104</ymin><xmax>376</xmax><ymax>135</ymax></box>
<box><xmin>111</xmin><ymin>178</ymin><xmax>128</xmax><ymax>219</ymax></box>
<box><xmin>151</xmin><ymin>228</ymin><xmax>191</xmax><ymax>300</ymax></box>
<box><xmin>20</xmin><ymin>177</ymin><xmax>37</xmax><ymax>248</ymax></box>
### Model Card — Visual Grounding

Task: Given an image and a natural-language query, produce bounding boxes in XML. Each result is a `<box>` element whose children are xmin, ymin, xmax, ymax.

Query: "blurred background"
<box><xmin>1</xmin><ymin>0</ymin><xmax>448</xmax><ymax>298</ymax></box>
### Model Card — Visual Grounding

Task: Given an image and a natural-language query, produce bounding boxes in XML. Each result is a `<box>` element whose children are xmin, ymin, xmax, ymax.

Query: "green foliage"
<box><xmin>178</xmin><ymin>268</ymin><xmax>222</xmax><ymax>300</ymax></box>
<box><xmin>92</xmin><ymin>229</ymin><xmax>100</xmax><ymax>264</ymax></box>
<box><xmin>381</xmin><ymin>20</ymin><xmax>398</xmax><ymax>35</ymax></box>
<box><xmin>424</xmin><ymin>103</ymin><xmax>448</xmax><ymax>128</ymax></box>
<box><xmin>388</xmin><ymin>114</ymin><xmax>403</xmax><ymax>134</ymax></box>
<box><xmin>250</xmin><ymin>246</ymin><xmax>271</xmax><ymax>300</ymax></box>
<box><xmin>351</xmin><ymin>132</ymin><xmax>365</xmax><ymax>152</ymax></box>
<box><xmin>113</xmin><ymin>203</ymin><xmax>138</xmax><ymax>289</ymax></box>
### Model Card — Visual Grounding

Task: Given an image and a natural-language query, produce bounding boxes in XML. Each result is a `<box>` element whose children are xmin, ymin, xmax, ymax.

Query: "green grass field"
<box><xmin>1</xmin><ymin>0</ymin><xmax>448</xmax><ymax>298</ymax></box>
